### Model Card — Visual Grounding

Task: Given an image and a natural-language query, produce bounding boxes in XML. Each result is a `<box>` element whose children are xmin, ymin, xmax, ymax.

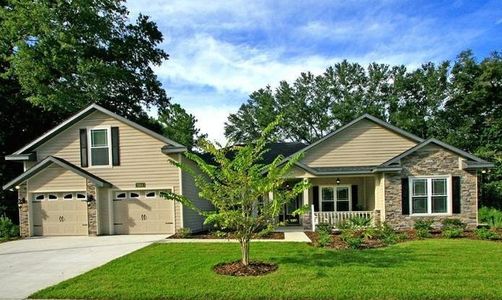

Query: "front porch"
<box><xmin>279</xmin><ymin>175</ymin><xmax>385</xmax><ymax>230</ymax></box>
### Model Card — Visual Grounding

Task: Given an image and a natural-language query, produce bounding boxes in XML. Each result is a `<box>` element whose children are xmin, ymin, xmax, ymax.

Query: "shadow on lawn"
<box><xmin>272</xmin><ymin>246</ymin><xmax>416</xmax><ymax>270</ymax></box>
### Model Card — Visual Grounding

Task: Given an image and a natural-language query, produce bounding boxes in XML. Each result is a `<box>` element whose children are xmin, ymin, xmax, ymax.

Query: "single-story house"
<box><xmin>3</xmin><ymin>104</ymin><xmax>493</xmax><ymax>236</ymax></box>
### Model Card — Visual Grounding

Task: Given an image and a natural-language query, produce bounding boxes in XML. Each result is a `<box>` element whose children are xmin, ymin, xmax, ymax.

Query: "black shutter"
<box><xmin>351</xmin><ymin>185</ymin><xmax>358</xmax><ymax>210</ymax></box>
<box><xmin>79</xmin><ymin>129</ymin><xmax>88</xmax><ymax>167</ymax></box>
<box><xmin>111</xmin><ymin>127</ymin><xmax>120</xmax><ymax>166</ymax></box>
<box><xmin>452</xmin><ymin>176</ymin><xmax>461</xmax><ymax>214</ymax></box>
<box><xmin>402</xmin><ymin>178</ymin><xmax>409</xmax><ymax>215</ymax></box>
<box><xmin>313</xmin><ymin>186</ymin><xmax>319</xmax><ymax>212</ymax></box>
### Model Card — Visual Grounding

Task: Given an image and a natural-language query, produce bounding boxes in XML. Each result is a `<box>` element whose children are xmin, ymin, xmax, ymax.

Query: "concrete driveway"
<box><xmin>0</xmin><ymin>235</ymin><xmax>167</xmax><ymax>299</ymax></box>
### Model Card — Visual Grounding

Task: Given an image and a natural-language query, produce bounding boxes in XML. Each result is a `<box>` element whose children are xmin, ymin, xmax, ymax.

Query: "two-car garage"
<box><xmin>30</xmin><ymin>189</ymin><xmax>175</xmax><ymax>236</ymax></box>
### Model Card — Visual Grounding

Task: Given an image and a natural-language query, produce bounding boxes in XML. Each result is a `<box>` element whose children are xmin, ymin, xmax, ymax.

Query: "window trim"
<box><xmin>76</xmin><ymin>193</ymin><xmax>87</xmax><ymax>200</ymax></box>
<box><xmin>319</xmin><ymin>185</ymin><xmax>352</xmax><ymax>212</ymax></box>
<box><xmin>409</xmin><ymin>175</ymin><xmax>452</xmax><ymax>216</ymax></box>
<box><xmin>33</xmin><ymin>194</ymin><xmax>45</xmax><ymax>201</ymax></box>
<box><xmin>114</xmin><ymin>192</ymin><xmax>127</xmax><ymax>200</ymax></box>
<box><xmin>87</xmin><ymin>126</ymin><xmax>112</xmax><ymax>168</ymax></box>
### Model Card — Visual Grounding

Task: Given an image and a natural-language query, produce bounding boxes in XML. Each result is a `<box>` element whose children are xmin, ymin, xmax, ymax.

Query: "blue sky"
<box><xmin>126</xmin><ymin>0</ymin><xmax>501</xmax><ymax>143</ymax></box>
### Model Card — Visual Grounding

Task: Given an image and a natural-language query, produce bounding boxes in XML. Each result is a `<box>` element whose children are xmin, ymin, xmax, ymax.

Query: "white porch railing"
<box><xmin>310</xmin><ymin>205</ymin><xmax>375</xmax><ymax>231</ymax></box>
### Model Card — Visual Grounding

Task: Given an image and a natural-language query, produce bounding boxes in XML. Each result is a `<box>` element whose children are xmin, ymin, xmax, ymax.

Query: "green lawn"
<box><xmin>32</xmin><ymin>240</ymin><xmax>502</xmax><ymax>299</ymax></box>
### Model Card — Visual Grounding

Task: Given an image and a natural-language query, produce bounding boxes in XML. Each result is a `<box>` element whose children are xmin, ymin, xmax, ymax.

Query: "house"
<box><xmin>273</xmin><ymin>114</ymin><xmax>494</xmax><ymax>230</ymax></box>
<box><xmin>3</xmin><ymin>104</ymin><xmax>494</xmax><ymax>237</ymax></box>
<box><xmin>3</xmin><ymin>104</ymin><xmax>210</xmax><ymax>237</ymax></box>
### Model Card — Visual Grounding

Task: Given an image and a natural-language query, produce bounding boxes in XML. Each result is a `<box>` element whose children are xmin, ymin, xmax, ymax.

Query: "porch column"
<box><xmin>302</xmin><ymin>178</ymin><xmax>309</xmax><ymax>206</ymax></box>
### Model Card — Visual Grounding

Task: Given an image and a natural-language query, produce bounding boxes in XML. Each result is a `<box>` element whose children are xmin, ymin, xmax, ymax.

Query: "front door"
<box><xmin>280</xmin><ymin>195</ymin><xmax>300</xmax><ymax>225</ymax></box>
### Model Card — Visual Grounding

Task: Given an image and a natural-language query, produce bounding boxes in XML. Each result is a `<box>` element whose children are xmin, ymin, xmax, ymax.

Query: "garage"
<box><xmin>113</xmin><ymin>190</ymin><xmax>174</xmax><ymax>234</ymax></box>
<box><xmin>32</xmin><ymin>192</ymin><xmax>88</xmax><ymax>236</ymax></box>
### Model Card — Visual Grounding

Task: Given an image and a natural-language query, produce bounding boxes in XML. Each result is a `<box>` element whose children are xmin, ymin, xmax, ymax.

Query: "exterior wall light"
<box><xmin>336</xmin><ymin>178</ymin><xmax>341</xmax><ymax>184</ymax></box>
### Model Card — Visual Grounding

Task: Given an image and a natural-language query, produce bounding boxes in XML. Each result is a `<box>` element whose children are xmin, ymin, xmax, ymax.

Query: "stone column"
<box><xmin>17</xmin><ymin>183</ymin><xmax>30</xmax><ymax>237</ymax></box>
<box><xmin>86</xmin><ymin>180</ymin><xmax>97</xmax><ymax>236</ymax></box>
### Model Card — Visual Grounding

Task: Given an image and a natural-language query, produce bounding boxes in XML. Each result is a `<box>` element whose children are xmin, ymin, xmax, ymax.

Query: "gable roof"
<box><xmin>279</xmin><ymin>114</ymin><xmax>424</xmax><ymax>165</ymax></box>
<box><xmin>3</xmin><ymin>156</ymin><xmax>112</xmax><ymax>190</ymax></box>
<box><xmin>9</xmin><ymin>104</ymin><xmax>186</xmax><ymax>157</ymax></box>
<box><xmin>381</xmin><ymin>138</ymin><xmax>493</xmax><ymax>167</ymax></box>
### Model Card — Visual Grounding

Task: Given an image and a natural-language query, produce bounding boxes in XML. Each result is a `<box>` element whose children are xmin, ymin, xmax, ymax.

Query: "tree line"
<box><xmin>225</xmin><ymin>51</ymin><xmax>502</xmax><ymax>208</ymax></box>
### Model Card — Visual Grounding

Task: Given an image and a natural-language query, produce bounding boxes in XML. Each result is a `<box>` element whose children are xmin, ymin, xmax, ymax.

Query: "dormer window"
<box><xmin>89</xmin><ymin>128</ymin><xmax>111</xmax><ymax>166</ymax></box>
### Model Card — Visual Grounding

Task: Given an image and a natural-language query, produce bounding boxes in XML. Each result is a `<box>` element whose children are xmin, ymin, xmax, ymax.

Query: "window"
<box><xmin>145</xmin><ymin>191</ymin><xmax>156</xmax><ymax>198</ymax></box>
<box><xmin>336</xmin><ymin>187</ymin><xmax>350</xmax><ymax>211</ymax></box>
<box><xmin>410</xmin><ymin>177</ymin><xmax>450</xmax><ymax>215</ymax></box>
<box><xmin>320</xmin><ymin>186</ymin><xmax>351</xmax><ymax>212</ymax></box>
<box><xmin>48</xmin><ymin>194</ymin><xmax>58</xmax><ymax>201</ymax></box>
<box><xmin>115</xmin><ymin>192</ymin><xmax>126</xmax><ymax>199</ymax></box>
<box><xmin>63</xmin><ymin>193</ymin><xmax>74</xmax><ymax>200</ymax></box>
<box><xmin>76</xmin><ymin>193</ymin><xmax>87</xmax><ymax>200</ymax></box>
<box><xmin>34</xmin><ymin>194</ymin><xmax>45</xmax><ymax>201</ymax></box>
<box><xmin>90</xmin><ymin>128</ymin><xmax>110</xmax><ymax>166</ymax></box>
<box><xmin>321</xmin><ymin>187</ymin><xmax>334</xmax><ymax>211</ymax></box>
<box><xmin>129</xmin><ymin>192</ymin><xmax>140</xmax><ymax>199</ymax></box>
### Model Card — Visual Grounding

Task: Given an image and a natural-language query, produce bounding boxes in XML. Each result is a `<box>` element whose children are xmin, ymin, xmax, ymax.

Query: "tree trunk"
<box><xmin>240</xmin><ymin>238</ymin><xmax>250</xmax><ymax>266</ymax></box>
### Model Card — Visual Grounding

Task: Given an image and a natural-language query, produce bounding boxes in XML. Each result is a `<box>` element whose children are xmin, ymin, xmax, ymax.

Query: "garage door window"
<box><xmin>48</xmin><ymin>194</ymin><xmax>58</xmax><ymax>201</ymax></box>
<box><xmin>63</xmin><ymin>193</ymin><xmax>73</xmax><ymax>200</ymax></box>
<box><xmin>89</xmin><ymin>128</ymin><xmax>111</xmax><ymax>166</ymax></box>
<box><xmin>76</xmin><ymin>193</ymin><xmax>87</xmax><ymax>200</ymax></box>
<box><xmin>34</xmin><ymin>194</ymin><xmax>45</xmax><ymax>201</ymax></box>
<box><xmin>145</xmin><ymin>191</ymin><xmax>156</xmax><ymax>198</ymax></box>
<box><xmin>129</xmin><ymin>192</ymin><xmax>140</xmax><ymax>199</ymax></box>
<box><xmin>115</xmin><ymin>192</ymin><xmax>126</xmax><ymax>199</ymax></box>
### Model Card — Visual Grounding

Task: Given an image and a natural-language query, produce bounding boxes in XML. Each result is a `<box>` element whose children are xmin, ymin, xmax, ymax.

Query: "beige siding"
<box><xmin>301</xmin><ymin>119</ymin><xmax>417</xmax><ymax>167</ymax></box>
<box><xmin>181</xmin><ymin>156</ymin><xmax>213</xmax><ymax>232</ymax></box>
<box><xmin>28</xmin><ymin>164</ymin><xmax>86</xmax><ymax>192</ymax></box>
<box><xmin>97</xmin><ymin>188</ymin><xmax>110</xmax><ymax>235</ymax></box>
<box><xmin>35</xmin><ymin>111</ymin><xmax>180</xmax><ymax>190</ymax></box>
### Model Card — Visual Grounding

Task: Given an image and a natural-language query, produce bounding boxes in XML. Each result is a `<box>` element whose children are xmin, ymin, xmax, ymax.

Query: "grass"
<box><xmin>32</xmin><ymin>240</ymin><xmax>502</xmax><ymax>299</ymax></box>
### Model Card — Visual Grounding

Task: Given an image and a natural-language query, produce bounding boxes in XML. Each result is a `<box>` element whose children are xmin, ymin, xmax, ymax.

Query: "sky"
<box><xmin>126</xmin><ymin>0</ymin><xmax>501</xmax><ymax>143</ymax></box>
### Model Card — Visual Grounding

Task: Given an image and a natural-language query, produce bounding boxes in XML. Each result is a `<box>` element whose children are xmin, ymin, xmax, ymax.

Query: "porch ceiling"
<box><xmin>295</xmin><ymin>162</ymin><xmax>401</xmax><ymax>176</ymax></box>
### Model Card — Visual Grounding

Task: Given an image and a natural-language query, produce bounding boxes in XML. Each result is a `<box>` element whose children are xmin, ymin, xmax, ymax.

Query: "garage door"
<box><xmin>32</xmin><ymin>192</ymin><xmax>88</xmax><ymax>236</ymax></box>
<box><xmin>113</xmin><ymin>190</ymin><xmax>175</xmax><ymax>234</ymax></box>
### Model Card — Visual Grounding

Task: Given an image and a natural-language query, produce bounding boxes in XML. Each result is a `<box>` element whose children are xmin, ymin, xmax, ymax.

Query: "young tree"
<box><xmin>164</xmin><ymin>118</ymin><xmax>310</xmax><ymax>266</ymax></box>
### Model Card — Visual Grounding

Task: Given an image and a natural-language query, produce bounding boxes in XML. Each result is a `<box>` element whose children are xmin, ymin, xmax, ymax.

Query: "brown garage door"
<box><xmin>113</xmin><ymin>190</ymin><xmax>175</xmax><ymax>235</ymax></box>
<box><xmin>32</xmin><ymin>192</ymin><xmax>88</xmax><ymax>236</ymax></box>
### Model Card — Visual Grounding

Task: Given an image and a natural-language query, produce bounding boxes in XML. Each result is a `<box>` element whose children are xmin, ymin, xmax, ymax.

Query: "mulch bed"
<box><xmin>168</xmin><ymin>231</ymin><xmax>285</xmax><ymax>240</ymax></box>
<box><xmin>213</xmin><ymin>261</ymin><xmax>278</xmax><ymax>276</ymax></box>
<box><xmin>305</xmin><ymin>229</ymin><xmax>501</xmax><ymax>250</ymax></box>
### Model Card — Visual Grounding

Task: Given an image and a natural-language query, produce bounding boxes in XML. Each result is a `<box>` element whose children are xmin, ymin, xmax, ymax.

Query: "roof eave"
<box><xmin>161</xmin><ymin>146</ymin><xmax>188</xmax><ymax>154</ymax></box>
<box><xmin>5</xmin><ymin>153</ymin><xmax>37</xmax><ymax>161</ymax></box>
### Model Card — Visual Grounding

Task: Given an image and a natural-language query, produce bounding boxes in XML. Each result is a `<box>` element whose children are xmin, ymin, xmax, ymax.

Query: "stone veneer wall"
<box><xmin>86</xmin><ymin>180</ymin><xmax>97</xmax><ymax>236</ymax></box>
<box><xmin>18</xmin><ymin>183</ymin><xmax>30</xmax><ymax>237</ymax></box>
<box><xmin>384</xmin><ymin>145</ymin><xmax>478</xmax><ymax>229</ymax></box>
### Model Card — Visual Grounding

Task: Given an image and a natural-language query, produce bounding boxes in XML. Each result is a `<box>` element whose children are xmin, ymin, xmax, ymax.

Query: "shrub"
<box><xmin>0</xmin><ymin>215</ymin><xmax>19</xmax><ymax>239</ymax></box>
<box><xmin>347</xmin><ymin>216</ymin><xmax>372</xmax><ymax>228</ymax></box>
<box><xmin>474</xmin><ymin>227</ymin><xmax>500</xmax><ymax>240</ymax></box>
<box><xmin>256</xmin><ymin>224</ymin><xmax>274</xmax><ymax>238</ymax></box>
<box><xmin>441</xmin><ymin>218</ymin><xmax>465</xmax><ymax>238</ymax></box>
<box><xmin>315</xmin><ymin>222</ymin><xmax>333</xmax><ymax>248</ymax></box>
<box><xmin>175</xmin><ymin>227</ymin><xmax>192</xmax><ymax>238</ymax></box>
<box><xmin>414</xmin><ymin>219</ymin><xmax>433</xmax><ymax>239</ymax></box>
<box><xmin>317</xmin><ymin>230</ymin><xmax>333</xmax><ymax>248</ymax></box>
<box><xmin>378</xmin><ymin>223</ymin><xmax>398</xmax><ymax>245</ymax></box>
<box><xmin>479</xmin><ymin>207</ymin><xmax>502</xmax><ymax>229</ymax></box>
<box><xmin>340</xmin><ymin>228</ymin><xmax>363</xmax><ymax>249</ymax></box>
<box><xmin>316</xmin><ymin>222</ymin><xmax>332</xmax><ymax>234</ymax></box>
